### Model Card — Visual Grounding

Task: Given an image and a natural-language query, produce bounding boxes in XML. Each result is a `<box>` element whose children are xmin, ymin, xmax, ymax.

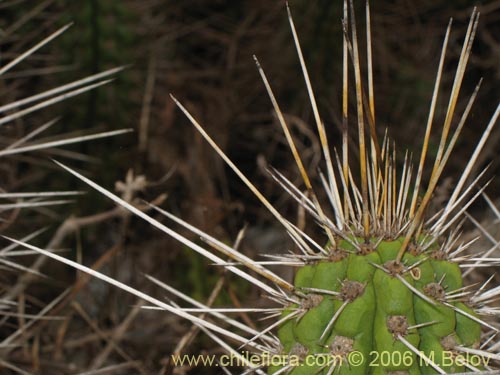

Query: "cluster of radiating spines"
<box><xmin>0</xmin><ymin>20</ymin><xmax>130</xmax><ymax>370</ymax></box>
<box><xmin>5</xmin><ymin>1</ymin><xmax>500</xmax><ymax>374</ymax></box>
<box><xmin>259</xmin><ymin>1</ymin><xmax>499</xmax><ymax>263</ymax></box>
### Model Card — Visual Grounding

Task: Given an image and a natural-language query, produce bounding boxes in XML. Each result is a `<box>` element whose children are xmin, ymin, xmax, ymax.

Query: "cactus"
<box><xmin>8</xmin><ymin>1</ymin><xmax>500</xmax><ymax>374</ymax></box>
<box><xmin>260</xmin><ymin>6</ymin><xmax>499</xmax><ymax>373</ymax></box>
<box><xmin>268</xmin><ymin>238</ymin><xmax>486</xmax><ymax>374</ymax></box>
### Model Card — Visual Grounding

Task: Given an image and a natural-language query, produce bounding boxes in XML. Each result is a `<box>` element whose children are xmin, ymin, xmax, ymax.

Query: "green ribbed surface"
<box><xmin>268</xmin><ymin>239</ymin><xmax>481</xmax><ymax>375</ymax></box>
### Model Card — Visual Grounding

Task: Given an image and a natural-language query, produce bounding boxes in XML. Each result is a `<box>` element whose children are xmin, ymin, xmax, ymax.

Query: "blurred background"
<box><xmin>0</xmin><ymin>0</ymin><xmax>499</xmax><ymax>374</ymax></box>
